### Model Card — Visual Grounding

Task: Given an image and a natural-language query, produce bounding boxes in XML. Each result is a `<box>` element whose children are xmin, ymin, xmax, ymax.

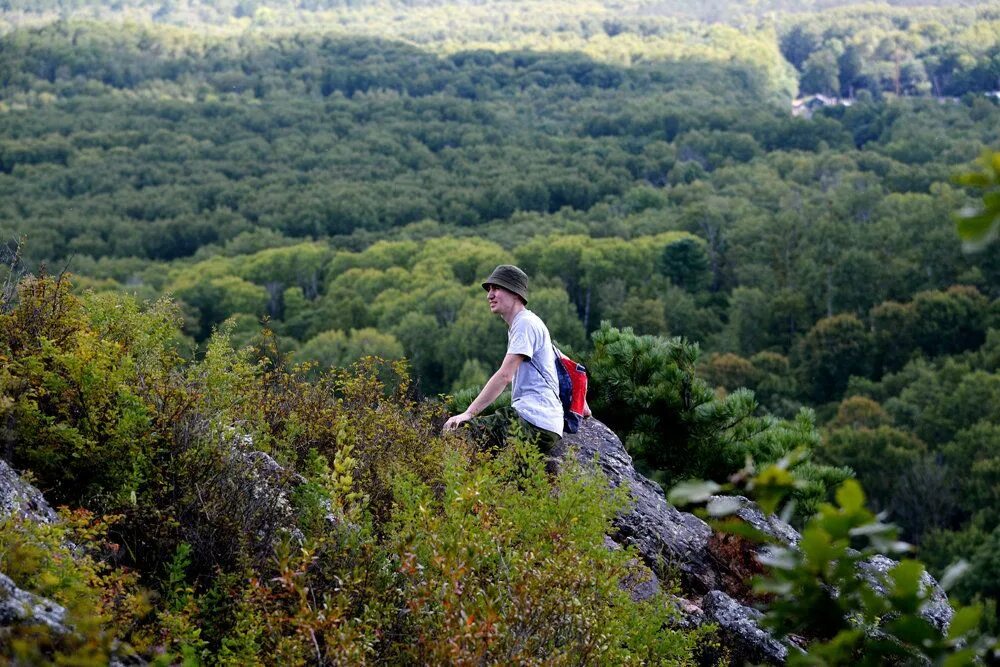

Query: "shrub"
<box><xmin>388</xmin><ymin>432</ymin><xmax>708</xmax><ymax>664</ymax></box>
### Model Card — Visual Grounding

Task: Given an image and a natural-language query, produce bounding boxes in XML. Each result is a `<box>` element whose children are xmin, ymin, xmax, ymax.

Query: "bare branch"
<box><xmin>0</xmin><ymin>235</ymin><xmax>25</xmax><ymax>313</ymax></box>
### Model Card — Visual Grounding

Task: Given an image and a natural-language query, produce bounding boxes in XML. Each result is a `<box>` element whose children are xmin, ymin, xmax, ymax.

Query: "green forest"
<box><xmin>1</xmin><ymin>0</ymin><xmax>999</xmax><ymax>663</ymax></box>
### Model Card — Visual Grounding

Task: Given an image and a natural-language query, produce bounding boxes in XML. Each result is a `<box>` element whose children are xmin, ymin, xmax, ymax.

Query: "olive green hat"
<box><xmin>481</xmin><ymin>264</ymin><xmax>529</xmax><ymax>304</ymax></box>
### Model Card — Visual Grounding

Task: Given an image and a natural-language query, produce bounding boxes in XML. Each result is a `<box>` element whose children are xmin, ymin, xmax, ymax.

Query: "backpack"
<box><xmin>552</xmin><ymin>346</ymin><xmax>588</xmax><ymax>434</ymax></box>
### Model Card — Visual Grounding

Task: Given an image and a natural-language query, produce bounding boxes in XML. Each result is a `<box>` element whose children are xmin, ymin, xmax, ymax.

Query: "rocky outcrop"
<box><xmin>553</xmin><ymin>418</ymin><xmax>955</xmax><ymax>665</ymax></box>
<box><xmin>177</xmin><ymin>434</ymin><xmax>315</xmax><ymax>569</ymax></box>
<box><xmin>0</xmin><ymin>419</ymin><xmax>956</xmax><ymax>666</ymax></box>
<box><xmin>0</xmin><ymin>572</ymin><xmax>69</xmax><ymax>635</ymax></box>
<box><xmin>0</xmin><ymin>461</ymin><xmax>72</xmax><ymax>641</ymax></box>
<box><xmin>0</xmin><ymin>458</ymin><xmax>58</xmax><ymax>524</ymax></box>
<box><xmin>550</xmin><ymin>419</ymin><xmax>720</xmax><ymax>594</ymax></box>
<box><xmin>550</xmin><ymin>420</ymin><xmax>779</xmax><ymax>660</ymax></box>
<box><xmin>859</xmin><ymin>555</ymin><xmax>953</xmax><ymax>632</ymax></box>
<box><xmin>702</xmin><ymin>590</ymin><xmax>792</xmax><ymax>665</ymax></box>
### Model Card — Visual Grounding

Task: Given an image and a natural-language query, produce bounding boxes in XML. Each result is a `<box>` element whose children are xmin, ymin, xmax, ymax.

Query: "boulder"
<box><xmin>708</xmin><ymin>495</ymin><xmax>801</xmax><ymax>546</ymax></box>
<box><xmin>551</xmin><ymin>419</ymin><xmax>719</xmax><ymax>594</ymax></box>
<box><xmin>0</xmin><ymin>462</ymin><xmax>71</xmax><ymax>642</ymax></box>
<box><xmin>0</xmin><ymin>458</ymin><xmax>58</xmax><ymax>524</ymax></box>
<box><xmin>858</xmin><ymin>555</ymin><xmax>953</xmax><ymax>632</ymax></box>
<box><xmin>178</xmin><ymin>438</ymin><xmax>309</xmax><ymax>568</ymax></box>
<box><xmin>0</xmin><ymin>572</ymin><xmax>69</xmax><ymax>635</ymax></box>
<box><xmin>552</xmin><ymin>420</ymin><xmax>785</xmax><ymax>662</ymax></box>
<box><xmin>702</xmin><ymin>590</ymin><xmax>792</xmax><ymax>665</ymax></box>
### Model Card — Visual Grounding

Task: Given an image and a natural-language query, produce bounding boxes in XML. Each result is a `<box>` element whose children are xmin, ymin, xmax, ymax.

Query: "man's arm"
<box><xmin>443</xmin><ymin>353</ymin><xmax>524</xmax><ymax>431</ymax></box>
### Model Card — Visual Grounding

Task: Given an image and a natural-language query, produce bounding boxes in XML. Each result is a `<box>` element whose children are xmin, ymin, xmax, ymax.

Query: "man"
<box><xmin>442</xmin><ymin>264</ymin><xmax>563</xmax><ymax>451</ymax></box>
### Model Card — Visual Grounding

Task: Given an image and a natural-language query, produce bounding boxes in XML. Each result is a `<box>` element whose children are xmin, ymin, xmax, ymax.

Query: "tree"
<box><xmin>587</xmin><ymin>324</ymin><xmax>846</xmax><ymax>513</ymax></box>
<box><xmin>611</xmin><ymin>295</ymin><xmax>667</xmax><ymax>337</ymax></box>
<box><xmin>820</xmin><ymin>425</ymin><xmax>928</xmax><ymax>537</ymax></box>
<box><xmin>870</xmin><ymin>300</ymin><xmax>916</xmax><ymax>375</ymax></box>
<box><xmin>780</xmin><ymin>24</ymin><xmax>819</xmax><ymax>71</ymax></box>
<box><xmin>529</xmin><ymin>285</ymin><xmax>587</xmax><ymax>352</ymax></box>
<box><xmin>942</xmin><ymin>421</ymin><xmax>1000</xmax><ymax>523</ymax></box>
<box><xmin>659</xmin><ymin>237</ymin><xmax>710</xmax><ymax>292</ymax></box>
<box><xmin>910</xmin><ymin>285</ymin><xmax>989</xmax><ymax>357</ymax></box>
<box><xmin>295</xmin><ymin>327</ymin><xmax>404</xmax><ymax>373</ymax></box>
<box><xmin>171</xmin><ymin>274</ymin><xmax>268</xmax><ymax>341</ymax></box>
<box><xmin>390</xmin><ymin>311</ymin><xmax>447</xmax><ymax>395</ymax></box>
<box><xmin>239</xmin><ymin>243</ymin><xmax>332</xmax><ymax>308</ymax></box>
<box><xmin>722</xmin><ymin>287</ymin><xmax>773</xmax><ymax>356</ymax></box>
<box><xmin>795</xmin><ymin>314</ymin><xmax>873</xmax><ymax>403</ymax></box>
<box><xmin>701</xmin><ymin>352</ymin><xmax>760</xmax><ymax>393</ymax></box>
<box><xmin>801</xmin><ymin>48</ymin><xmax>841</xmax><ymax>97</ymax></box>
<box><xmin>828</xmin><ymin>395</ymin><xmax>891</xmax><ymax>430</ymax></box>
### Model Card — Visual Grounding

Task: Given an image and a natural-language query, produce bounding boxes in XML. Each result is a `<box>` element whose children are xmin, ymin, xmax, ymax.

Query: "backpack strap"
<box><xmin>525</xmin><ymin>344</ymin><xmax>561</xmax><ymax>397</ymax></box>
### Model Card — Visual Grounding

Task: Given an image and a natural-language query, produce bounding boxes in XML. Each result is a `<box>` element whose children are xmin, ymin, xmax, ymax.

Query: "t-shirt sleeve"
<box><xmin>507</xmin><ymin>318</ymin><xmax>536</xmax><ymax>359</ymax></box>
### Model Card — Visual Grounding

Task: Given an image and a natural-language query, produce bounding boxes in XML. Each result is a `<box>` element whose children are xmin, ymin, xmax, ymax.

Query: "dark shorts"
<box><xmin>468</xmin><ymin>406</ymin><xmax>561</xmax><ymax>453</ymax></box>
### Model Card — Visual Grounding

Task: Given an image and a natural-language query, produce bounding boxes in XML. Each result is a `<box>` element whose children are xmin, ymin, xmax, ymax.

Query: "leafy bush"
<box><xmin>388</xmin><ymin>431</ymin><xmax>710</xmax><ymax>664</ymax></box>
<box><xmin>671</xmin><ymin>464</ymin><xmax>999</xmax><ymax>664</ymax></box>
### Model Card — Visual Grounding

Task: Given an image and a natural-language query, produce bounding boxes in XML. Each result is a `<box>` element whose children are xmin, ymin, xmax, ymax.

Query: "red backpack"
<box><xmin>553</xmin><ymin>347</ymin><xmax>589</xmax><ymax>434</ymax></box>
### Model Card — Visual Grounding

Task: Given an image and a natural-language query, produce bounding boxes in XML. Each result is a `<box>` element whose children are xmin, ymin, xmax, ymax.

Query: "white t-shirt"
<box><xmin>507</xmin><ymin>310</ymin><xmax>563</xmax><ymax>437</ymax></box>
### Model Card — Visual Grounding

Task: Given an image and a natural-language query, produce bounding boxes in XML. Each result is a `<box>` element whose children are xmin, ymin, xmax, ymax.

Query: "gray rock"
<box><xmin>702</xmin><ymin>590</ymin><xmax>791</xmax><ymax>665</ymax></box>
<box><xmin>555</xmin><ymin>421</ymin><xmax>795</xmax><ymax>663</ymax></box>
<box><xmin>0</xmin><ymin>462</ymin><xmax>73</xmax><ymax>643</ymax></box>
<box><xmin>620</xmin><ymin>557</ymin><xmax>662</xmax><ymax>603</ymax></box>
<box><xmin>0</xmin><ymin>571</ymin><xmax>69</xmax><ymax>634</ymax></box>
<box><xmin>708</xmin><ymin>495</ymin><xmax>801</xmax><ymax>547</ymax></box>
<box><xmin>553</xmin><ymin>419</ymin><xmax>719</xmax><ymax>594</ymax></box>
<box><xmin>0</xmin><ymin>458</ymin><xmax>58</xmax><ymax>524</ymax></box>
<box><xmin>668</xmin><ymin>594</ymin><xmax>707</xmax><ymax>629</ymax></box>
<box><xmin>858</xmin><ymin>555</ymin><xmax>954</xmax><ymax>632</ymax></box>
<box><xmin>200</xmin><ymin>438</ymin><xmax>308</xmax><ymax>557</ymax></box>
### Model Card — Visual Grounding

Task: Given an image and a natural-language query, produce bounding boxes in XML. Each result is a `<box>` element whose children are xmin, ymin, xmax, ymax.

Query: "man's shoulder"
<box><xmin>511</xmin><ymin>309</ymin><xmax>549</xmax><ymax>334</ymax></box>
<box><xmin>515</xmin><ymin>309</ymin><xmax>545</xmax><ymax>326</ymax></box>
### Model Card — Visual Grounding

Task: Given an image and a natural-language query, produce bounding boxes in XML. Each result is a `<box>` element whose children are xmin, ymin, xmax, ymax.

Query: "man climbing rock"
<box><xmin>443</xmin><ymin>264</ymin><xmax>563</xmax><ymax>451</ymax></box>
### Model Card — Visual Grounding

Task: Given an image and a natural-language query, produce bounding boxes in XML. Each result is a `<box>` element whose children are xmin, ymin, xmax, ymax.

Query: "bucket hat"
<box><xmin>481</xmin><ymin>264</ymin><xmax>529</xmax><ymax>304</ymax></box>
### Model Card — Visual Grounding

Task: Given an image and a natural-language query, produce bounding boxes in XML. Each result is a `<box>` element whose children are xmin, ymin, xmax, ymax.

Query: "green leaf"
<box><xmin>754</xmin><ymin>577</ymin><xmax>794</xmax><ymax>595</ymax></box>
<box><xmin>799</xmin><ymin>526</ymin><xmax>836</xmax><ymax>567</ymax></box>
<box><xmin>667</xmin><ymin>479</ymin><xmax>721</xmax><ymax>506</ymax></box>
<box><xmin>848</xmin><ymin>521</ymin><xmax>895</xmax><ymax>539</ymax></box>
<box><xmin>955</xmin><ymin>172</ymin><xmax>992</xmax><ymax>188</ymax></box>
<box><xmin>756</xmin><ymin>546</ymin><xmax>798</xmax><ymax>571</ymax></box>
<box><xmin>885</xmin><ymin>614</ymin><xmax>936</xmax><ymax>645</ymax></box>
<box><xmin>890</xmin><ymin>559</ymin><xmax>924</xmax><ymax>603</ymax></box>
<box><xmin>938</xmin><ymin>560</ymin><xmax>970</xmax><ymax>592</ymax></box>
<box><xmin>946</xmin><ymin>605</ymin><xmax>982</xmax><ymax>641</ymax></box>
<box><xmin>955</xmin><ymin>207</ymin><xmax>997</xmax><ymax>241</ymax></box>
<box><xmin>943</xmin><ymin>647</ymin><xmax>977</xmax><ymax>667</ymax></box>
<box><xmin>835</xmin><ymin>479</ymin><xmax>865</xmax><ymax>513</ymax></box>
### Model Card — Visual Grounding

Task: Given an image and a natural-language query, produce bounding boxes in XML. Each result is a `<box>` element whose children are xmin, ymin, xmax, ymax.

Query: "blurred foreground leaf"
<box><xmin>954</xmin><ymin>150</ymin><xmax>1000</xmax><ymax>252</ymax></box>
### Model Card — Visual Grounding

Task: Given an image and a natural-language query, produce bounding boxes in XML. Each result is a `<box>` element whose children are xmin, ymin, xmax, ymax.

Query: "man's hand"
<box><xmin>442</xmin><ymin>354</ymin><xmax>524</xmax><ymax>433</ymax></box>
<box><xmin>443</xmin><ymin>411</ymin><xmax>473</xmax><ymax>432</ymax></box>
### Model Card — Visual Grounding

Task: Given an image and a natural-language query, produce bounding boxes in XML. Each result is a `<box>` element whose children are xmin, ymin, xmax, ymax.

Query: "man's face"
<box><xmin>486</xmin><ymin>284</ymin><xmax>519</xmax><ymax>317</ymax></box>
